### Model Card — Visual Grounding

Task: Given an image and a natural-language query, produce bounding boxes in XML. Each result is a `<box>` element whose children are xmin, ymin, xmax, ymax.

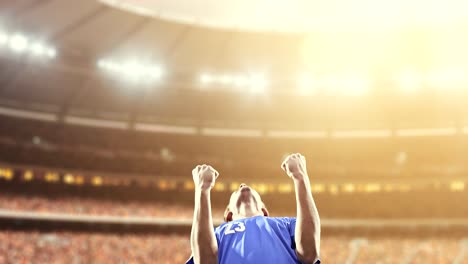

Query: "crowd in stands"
<box><xmin>1</xmin><ymin>115</ymin><xmax>464</xmax><ymax>182</ymax></box>
<box><xmin>351</xmin><ymin>238</ymin><xmax>466</xmax><ymax>264</ymax></box>
<box><xmin>0</xmin><ymin>231</ymin><xmax>191</xmax><ymax>264</ymax></box>
<box><xmin>0</xmin><ymin>193</ymin><xmax>225</xmax><ymax>220</ymax></box>
<box><xmin>0</xmin><ymin>193</ymin><xmax>466</xmax><ymax>263</ymax></box>
<box><xmin>0</xmin><ymin>231</ymin><xmax>466</xmax><ymax>264</ymax></box>
<box><xmin>1</xmin><ymin>186</ymin><xmax>467</xmax><ymax>219</ymax></box>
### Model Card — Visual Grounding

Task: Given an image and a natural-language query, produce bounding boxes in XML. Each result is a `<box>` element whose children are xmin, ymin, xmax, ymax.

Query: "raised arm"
<box><xmin>190</xmin><ymin>164</ymin><xmax>219</xmax><ymax>264</ymax></box>
<box><xmin>282</xmin><ymin>153</ymin><xmax>321</xmax><ymax>264</ymax></box>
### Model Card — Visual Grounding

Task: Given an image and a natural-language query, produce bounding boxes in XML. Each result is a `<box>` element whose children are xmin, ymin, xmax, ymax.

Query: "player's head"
<box><xmin>224</xmin><ymin>183</ymin><xmax>269</xmax><ymax>222</ymax></box>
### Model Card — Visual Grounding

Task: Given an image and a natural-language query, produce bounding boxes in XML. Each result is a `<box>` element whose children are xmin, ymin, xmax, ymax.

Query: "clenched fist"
<box><xmin>192</xmin><ymin>164</ymin><xmax>219</xmax><ymax>191</ymax></box>
<box><xmin>281</xmin><ymin>153</ymin><xmax>308</xmax><ymax>180</ymax></box>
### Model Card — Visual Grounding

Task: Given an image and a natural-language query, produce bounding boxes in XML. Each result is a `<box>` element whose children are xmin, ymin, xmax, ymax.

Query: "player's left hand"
<box><xmin>281</xmin><ymin>153</ymin><xmax>308</xmax><ymax>181</ymax></box>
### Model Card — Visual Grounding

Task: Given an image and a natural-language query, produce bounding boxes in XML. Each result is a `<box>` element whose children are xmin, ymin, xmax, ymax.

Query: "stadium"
<box><xmin>0</xmin><ymin>0</ymin><xmax>468</xmax><ymax>263</ymax></box>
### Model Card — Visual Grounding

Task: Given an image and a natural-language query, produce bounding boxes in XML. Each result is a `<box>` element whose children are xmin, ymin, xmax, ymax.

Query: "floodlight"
<box><xmin>105</xmin><ymin>61</ymin><xmax>119</xmax><ymax>71</ymax></box>
<box><xmin>249</xmin><ymin>74</ymin><xmax>267</xmax><ymax>94</ymax></box>
<box><xmin>200</xmin><ymin>73</ymin><xmax>213</xmax><ymax>84</ymax></box>
<box><xmin>30</xmin><ymin>43</ymin><xmax>46</xmax><ymax>56</ymax></box>
<box><xmin>97</xmin><ymin>59</ymin><xmax>106</xmax><ymax>68</ymax></box>
<box><xmin>148</xmin><ymin>65</ymin><xmax>163</xmax><ymax>79</ymax></box>
<box><xmin>220</xmin><ymin>74</ymin><xmax>233</xmax><ymax>84</ymax></box>
<box><xmin>123</xmin><ymin>61</ymin><xmax>142</xmax><ymax>75</ymax></box>
<box><xmin>46</xmin><ymin>48</ymin><xmax>57</xmax><ymax>58</ymax></box>
<box><xmin>9</xmin><ymin>34</ymin><xmax>28</xmax><ymax>53</ymax></box>
<box><xmin>98</xmin><ymin>58</ymin><xmax>163</xmax><ymax>83</ymax></box>
<box><xmin>233</xmin><ymin>75</ymin><xmax>248</xmax><ymax>86</ymax></box>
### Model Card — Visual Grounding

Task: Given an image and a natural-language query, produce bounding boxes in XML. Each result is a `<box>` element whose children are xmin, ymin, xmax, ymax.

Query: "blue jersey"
<box><xmin>186</xmin><ymin>216</ymin><xmax>320</xmax><ymax>264</ymax></box>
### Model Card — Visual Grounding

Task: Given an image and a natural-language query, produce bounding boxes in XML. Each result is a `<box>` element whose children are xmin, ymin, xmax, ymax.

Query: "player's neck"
<box><xmin>233</xmin><ymin>204</ymin><xmax>263</xmax><ymax>220</ymax></box>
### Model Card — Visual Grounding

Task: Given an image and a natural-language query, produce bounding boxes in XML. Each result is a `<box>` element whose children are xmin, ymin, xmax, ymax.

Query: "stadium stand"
<box><xmin>1</xmin><ymin>114</ymin><xmax>468</xmax><ymax>182</ymax></box>
<box><xmin>0</xmin><ymin>231</ymin><xmax>191</xmax><ymax>264</ymax></box>
<box><xmin>0</xmin><ymin>193</ymin><xmax>206</xmax><ymax>219</ymax></box>
<box><xmin>0</xmin><ymin>231</ymin><xmax>467</xmax><ymax>264</ymax></box>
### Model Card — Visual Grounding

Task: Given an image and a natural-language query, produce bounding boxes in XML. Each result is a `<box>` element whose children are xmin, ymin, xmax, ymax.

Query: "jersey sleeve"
<box><xmin>287</xmin><ymin>217</ymin><xmax>321</xmax><ymax>264</ymax></box>
<box><xmin>288</xmin><ymin>217</ymin><xmax>297</xmax><ymax>250</ymax></box>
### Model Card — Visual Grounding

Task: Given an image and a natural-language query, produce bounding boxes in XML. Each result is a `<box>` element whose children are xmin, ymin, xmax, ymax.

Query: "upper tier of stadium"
<box><xmin>0</xmin><ymin>0</ymin><xmax>468</xmax><ymax>129</ymax></box>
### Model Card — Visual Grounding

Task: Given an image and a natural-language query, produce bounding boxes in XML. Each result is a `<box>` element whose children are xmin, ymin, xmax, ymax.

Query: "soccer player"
<box><xmin>187</xmin><ymin>153</ymin><xmax>321</xmax><ymax>264</ymax></box>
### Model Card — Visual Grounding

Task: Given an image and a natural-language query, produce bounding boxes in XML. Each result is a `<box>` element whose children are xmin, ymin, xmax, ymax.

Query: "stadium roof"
<box><xmin>100</xmin><ymin>0</ymin><xmax>468</xmax><ymax>33</ymax></box>
<box><xmin>0</xmin><ymin>0</ymin><xmax>467</xmax><ymax>128</ymax></box>
<box><xmin>0</xmin><ymin>0</ymin><xmax>304</xmax><ymax>72</ymax></box>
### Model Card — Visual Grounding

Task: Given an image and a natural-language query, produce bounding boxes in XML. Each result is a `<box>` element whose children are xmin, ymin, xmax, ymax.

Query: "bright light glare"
<box><xmin>46</xmin><ymin>48</ymin><xmax>57</xmax><ymax>58</ymax></box>
<box><xmin>99</xmin><ymin>0</ymin><xmax>468</xmax><ymax>33</ymax></box>
<box><xmin>233</xmin><ymin>75</ymin><xmax>248</xmax><ymax>86</ymax></box>
<box><xmin>298</xmin><ymin>74</ymin><xmax>318</xmax><ymax>96</ymax></box>
<box><xmin>9</xmin><ymin>34</ymin><xmax>28</xmax><ymax>53</ymax></box>
<box><xmin>343</xmin><ymin>75</ymin><xmax>370</xmax><ymax>96</ymax></box>
<box><xmin>200</xmin><ymin>73</ymin><xmax>213</xmax><ymax>84</ymax></box>
<box><xmin>0</xmin><ymin>31</ymin><xmax>56</xmax><ymax>59</ymax></box>
<box><xmin>149</xmin><ymin>66</ymin><xmax>163</xmax><ymax>79</ymax></box>
<box><xmin>98</xmin><ymin>60</ymin><xmax>118</xmax><ymax>71</ymax></box>
<box><xmin>199</xmin><ymin>73</ymin><xmax>268</xmax><ymax>94</ymax></box>
<box><xmin>0</xmin><ymin>31</ymin><xmax>8</xmax><ymax>45</ymax></box>
<box><xmin>97</xmin><ymin>59</ymin><xmax>107</xmax><ymax>68</ymax></box>
<box><xmin>123</xmin><ymin>61</ymin><xmax>143</xmax><ymax>78</ymax></box>
<box><xmin>98</xmin><ymin>58</ymin><xmax>163</xmax><ymax>82</ymax></box>
<box><xmin>30</xmin><ymin>43</ymin><xmax>46</xmax><ymax>55</ymax></box>
<box><xmin>300</xmin><ymin>74</ymin><xmax>370</xmax><ymax>96</ymax></box>
<box><xmin>220</xmin><ymin>74</ymin><xmax>233</xmax><ymax>84</ymax></box>
<box><xmin>428</xmin><ymin>69</ymin><xmax>466</xmax><ymax>90</ymax></box>
<box><xmin>249</xmin><ymin>74</ymin><xmax>267</xmax><ymax>94</ymax></box>
<box><xmin>322</xmin><ymin>76</ymin><xmax>342</xmax><ymax>95</ymax></box>
<box><xmin>397</xmin><ymin>70</ymin><xmax>423</xmax><ymax>93</ymax></box>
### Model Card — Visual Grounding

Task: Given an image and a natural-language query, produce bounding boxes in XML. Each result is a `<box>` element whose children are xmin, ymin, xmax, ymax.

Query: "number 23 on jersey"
<box><xmin>224</xmin><ymin>222</ymin><xmax>246</xmax><ymax>235</ymax></box>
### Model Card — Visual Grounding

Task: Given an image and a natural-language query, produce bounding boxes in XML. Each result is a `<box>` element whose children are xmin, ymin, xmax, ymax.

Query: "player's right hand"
<box><xmin>281</xmin><ymin>153</ymin><xmax>308</xmax><ymax>181</ymax></box>
<box><xmin>192</xmin><ymin>164</ymin><xmax>219</xmax><ymax>190</ymax></box>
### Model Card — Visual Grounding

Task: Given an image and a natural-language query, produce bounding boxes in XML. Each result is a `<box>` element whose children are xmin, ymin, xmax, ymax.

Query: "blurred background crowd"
<box><xmin>0</xmin><ymin>231</ymin><xmax>466</xmax><ymax>264</ymax></box>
